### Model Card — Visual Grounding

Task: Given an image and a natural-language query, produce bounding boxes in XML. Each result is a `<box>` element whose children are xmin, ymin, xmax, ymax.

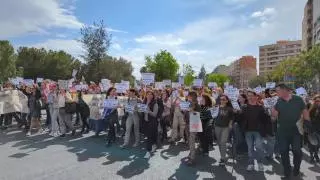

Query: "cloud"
<box><xmin>106</xmin><ymin>28</ymin><xmax>128</xmax><ymax>34</ymax></box>
<box><xmin>176</xmin><ymin>50</ymin><xmax>206</xmax><ymax>56</ymax></box>
<box><xmin>111</xmin><ymin>43</ymin><xmax>122</xmax><ymax>51</ymax></box>
<box><xmin>135</xmin><ymin>34</ymin><xmax>184</xmax><ymax>46</ymax></box>
<box><xmin>251</xmin><ymin>7</ymin><xmax>277</xmax><ymax>20</ymax></box>
<box><xmin>117</xmin><ymin>0</ymin><xmax>305</xmax><ymax>79</ymax></box>
<box><xmin>0</xmin><ymin>0</ymin><xmax>82</xmax><ymax>38</ymax></box>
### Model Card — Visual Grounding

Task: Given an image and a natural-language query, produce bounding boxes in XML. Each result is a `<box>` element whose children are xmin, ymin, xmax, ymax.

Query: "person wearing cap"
<box><xmin>271</xmin><ymin>83</ymin><xmax>311</xmax><ymax>179</ymax></box>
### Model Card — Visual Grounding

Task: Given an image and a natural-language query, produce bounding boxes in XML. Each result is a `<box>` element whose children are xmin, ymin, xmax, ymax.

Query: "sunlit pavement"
<box><xmin>0</xmin><ymin>128</ymin><xmax>319</xmax><ymax>180</ymax></box>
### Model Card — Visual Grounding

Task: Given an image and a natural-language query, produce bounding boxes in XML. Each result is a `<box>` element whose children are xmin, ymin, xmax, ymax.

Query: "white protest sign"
<box><xmin>125</xmin><ymin>105</ymin><xmax>134</xmax><ymax>113</ymax></box>
<box><xmin>58</xmin><ymin>80</ymin><xmax>69</xmax><ymax>89</ymax></box>
<box><xmin>137</xmin><ymin>103</ymin><xmax>148</xmax><ymax>112</ymax></box>
<box><xmin>162</xmin><ymin>80</ymin><xmax>171</xmax><ymax>87</ymax></box>
<box><xmin>36</xmin><ymin>78</ymin><xmax>43</xmax><ymax>83</ymax></box>
<box><xmin>225</xmin><ymin>87</ymin><xmax>239</xmax><ymax>101</ymax></box>
<box><xmin>103</xmin><ymin>99</ymin><xmax>119</xmax><ymax>108</ymax></box>
<box><xmin>189</xmin><ymin>112</ymin><xmax>203</xmax><ymax>132</ymax></box>
<box><xmin>193</xmin><ymin>79</ymin><xmax>203</xmax><ymax>87</ymax></box>
<box><xmin>155</xmin><ymin>82</ymin><xmax>164</xmax><ymax>89</ymax></box>
<box><xmin>231</xmin><ymin>100</ymin><xmax>241</xmax><ymax>110</ymax></box>
<box><xmin>141</xmin><ymin>73</ymin><xmax>155</xmax><ymax>85</ymax></box>
<box><xmin>101</xmin><ymin>79</ymin><xmax>111</xmax><ymax>91</ymax></box>
<box><xmin>210</xmin><ymin>106</ymin><xmax>219</xmax><ymax>118</ymax></box>
<box><xmin>75</xmin><ymin>85</ymin><xmax>82</xmax><ymax>91</ymax></box>
<box><xmin>183</xmin><ymin>91</ymin><xmax>189</xmax><ymax>97</ymax></box>
<box><xmin>179</xmin><ymin>76</ymin><xmax>184</xmax><ymax>85</ymax></box>
<box><xmin>24</xmin><ymin>79</ymin><xmax>34</xmax><ymax>86</ymax></box>
<box><xmin>266</xmin><ymin>82</ymin><xmax>276</xmax><ymax>89</ymax></box>
<box><xmin>224</xmin><ymin>82</ymin><xmax>229</xmax><ymax>87</ymax></box>
<box><xmin>172</xmin><ymin>82</ymin><xmax>181</xmax><ymax>89</ymax></box>
<box><xmin>208</xmin><ymin>82</ymin><xmax>218</xmax><ymax>88</ymax></box>
<box><xmin>115</xmin><ymin>83</ymin><xmax>128</xmax><ymax>93</ymax></box>
<box><xmin>296</xmin><ymin>87</ymin><xmax>307</xmax><ymax>96</ymax></box>
<box><xmin>263</xmin><ymin>97</ymin><xmax>278</xmax><ymax>109</ymax></box>
<box><xmin>179</xmin><ymin>101</ymin><xmax>190</xmax><ymax>111</ymax></box>
<box><xmin>72</xmin><ymin>69</ymin><xmax>78</xmax><ymax>77</ymax></box>
<box><xmin>254</xmin><ymin>86</ymin><xmax>263</xmax><ymax>94</ymax></box>
<box><xmin>81</xmin><ymin>84</ymin><xmax>88</xmax><ymax>90</ymax></box>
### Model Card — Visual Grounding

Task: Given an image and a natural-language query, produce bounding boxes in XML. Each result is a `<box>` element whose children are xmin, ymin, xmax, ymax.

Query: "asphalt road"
<box><xmin>0</xmin><ymin>126</ymin><xmax>319</xmax><ymax>180</ymax></box>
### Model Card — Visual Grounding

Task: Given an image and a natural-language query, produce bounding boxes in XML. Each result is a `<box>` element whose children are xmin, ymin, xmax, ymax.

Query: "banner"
<box><xmin>141</xmin><ymin>73</ymin><xmax>155</xmax><ymax>85</ymax></box>
<box><xmin>189</xmin><ymin>112</ymin><xmax>203</xmax><ymax>132</ymax></box>
<box><xmin>0</xmin><ymin>90</ymin><xmax>29</xmax><ymax>114</ymax></box>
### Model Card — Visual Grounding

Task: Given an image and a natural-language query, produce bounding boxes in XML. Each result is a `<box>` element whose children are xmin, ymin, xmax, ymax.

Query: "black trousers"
<box><xmin>80</xmin><ymin>114</ymin><xmax>90</xmax><ymax>131</ymax></box>
<box><xmin>107</xmin><ymin>113</ymin><xmax>118</xmax><ymax>142</ymax></box>
<box><xmin>199</xmin><ymin>125</ymin><xmax>213</xmax><ymax>154</ymax></box>
<box><xmin>145</xmin><ymin>119</ymin><xmax>158</xmax><ymax>152</ymax></box>
<box><xmin>160</xmin><ymin>116</ymin><xmax>170</xmax><ymax>141</ymax></box>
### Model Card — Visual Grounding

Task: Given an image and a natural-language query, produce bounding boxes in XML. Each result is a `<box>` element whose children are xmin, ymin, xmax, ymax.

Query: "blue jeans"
<box><xmin>278</xmin><ymin>131</ymin><xmax>302</xmax><ymax>176</ymax></box>
<box><xmin>245</xmin><ymin>131</ymin><xmax>264</xmax><ymax>165</ymax></box>
<box><xmin>264</xmin><ymin>135</ymin><xmax>276</xmax><ymax>157</ymax></box>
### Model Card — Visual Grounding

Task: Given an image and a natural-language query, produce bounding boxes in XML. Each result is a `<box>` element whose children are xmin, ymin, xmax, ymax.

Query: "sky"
<box><xmin>1</xmin><ymin>0</ymin><xmax>306</xmax><ymax>78</ymax></box>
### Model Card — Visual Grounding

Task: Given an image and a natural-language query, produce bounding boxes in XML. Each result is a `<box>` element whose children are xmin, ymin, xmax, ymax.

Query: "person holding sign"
<box><xmin>121</xmin><ymin>89</ymin><xmax>141</xmax><ymax>148</ymax></box>
<box><xmin>184</xmin><ymin>91</ymin><xmax>201</xmax><ymax>166</ymax></box>
<box><xmin>214</xmin><ymin>95</ymin><xmax>234</xmax><ymax>166</ymax></box>
<box><xmin>143</xmin><ymin>91</ymin><xmax>159</xmax><ymax>159</ymax></box>
<box><xmin>169</xmin><ymin>91</ymin><xmax>186</xmax><ymax>143</ymax></box>
<box><xmin>104</xmin><ymin>87</ymin><xmax>119</xmax><ymax>147</ymax></box>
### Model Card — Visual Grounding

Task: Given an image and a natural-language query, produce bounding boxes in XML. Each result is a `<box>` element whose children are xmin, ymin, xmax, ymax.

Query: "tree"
<box><xmin>79</xmin><ymin>20</ymin><xmax>112</xmax><ymax>82</ymax></box>
<box><xmin>143</xmin><ymin>50</ymin><xmax>179</xmax><ymax>81</ymax></box>
<box><xmin>198</xmin><ymin>65</ymin><xmax>206</xmax><ymax>80</ymax></box>
<box><xmin>249</xmin><ymin>75</ymin><xmax>267</xmax><ymax>88</ymax></box>
<box><xmin>183</xmin><ymin>64</ymin><xmax>195</xmax><ymax>86</ymax></box>
<box><xmin>205</xmin><ymin>73</ymin><xmax>230</xmax><ymax>87</ymax></box>
<box><xmin>0</xmin><ymin>40</ymin><xmax>16</xmax><ymax>83</ymax></box>
<box><xmin>140</xmin><ymin>66</ymin><xmax>147</xmax><ymax>73</ymax></box>
<box><xmin>16</xmin><ymin>47</ymin><xmax>81</xmax><ymax>80</ymax></box>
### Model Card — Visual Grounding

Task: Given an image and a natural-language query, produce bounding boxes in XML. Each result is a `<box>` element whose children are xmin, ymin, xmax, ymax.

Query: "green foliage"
<box><xmin>79</xmin><ymin>20</ymin><xmax>112</xmax><ymax>82</ymax></box>
<box><xmin>0</xmin><ymin>40</ymin><xmax>16</xmax><ymax>83</ymax></box>
<box><xmin>16</xmin><ymin>47</ymin><xmax>81</xmax><ymax>80</ymax></box>
<box><xmin>143</xmin><ymin>50</ymin><xmax>179</xmax><ymax>81</ymax></box>
<box><xmin>249</xmin><ymin>75</ymin><xmax>267</xmax><ymax>88</ymax></box>
<box><xmin>182</xmin><ymin>64</ymin><xmax>195</xmax><ymax>86</ymax></box>
<box><xmin>205</xmin><ymin>73</ymin><xmax>230</xmax><ymax>87</ymax></box>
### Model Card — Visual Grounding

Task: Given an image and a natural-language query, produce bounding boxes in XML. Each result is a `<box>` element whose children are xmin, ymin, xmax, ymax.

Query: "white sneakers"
<box><xmin>246</xmin><ymin>164</ymin><xmax>254</xmax><ymax>171</ymax></box>
<box><xmin>144</xmin><ymin>152</ymin><xmax>151</xmax><ymax>159</ymax></box>
<box><xmin>246</xmin><ymin>164</ymin><xmax>264</xmax><ymax>172</ymax></box>
<box><xmin>151</xmin><ymin>145</ymin><xmax>157</xmax><ymax>153</ymax></box>
<box><xmin>258</xmin><ymin>163</ymin><xmax>264</xmax><ymax>172</ymax></box>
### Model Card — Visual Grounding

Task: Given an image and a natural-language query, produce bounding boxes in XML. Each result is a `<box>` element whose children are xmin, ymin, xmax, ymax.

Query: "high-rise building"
<box><xmin>228</xmin><ymin>56</ymin><xmax>257</xmax><ymax>88</ymax></box>
<box><xmin>259</xmin><ymin>40</ymin><xmax>301</xmax><ymax>76</ymax></box>
<box><xmin>313</xmin><ymin>0</ymin><xmax>320</xmax><ymax>44</ymax></box>
<box><xmin>302</xmin><ymin>0</ymin><xmax>313</xmax><ymax>51</ymax></box>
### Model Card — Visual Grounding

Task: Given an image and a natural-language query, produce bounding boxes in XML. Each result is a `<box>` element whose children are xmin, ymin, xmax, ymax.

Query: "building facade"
<box><xmin>302</xmin><ymin>0</ymin><xmax>313</xmax><ymax>51</ymax></box>
<box><xmin>228</xmin><ymin>56</ymin><xmax>257</xmax><ymax>88</ymax></box>
<box><xmin>259</xmin><ymin>40</ymin><xmax>301</xmax><ymax>76</ymax></box>
<box><xmin>313</xmin><ymin>0</ymin><xmax>320</xmax><ymax>45</ymax></box>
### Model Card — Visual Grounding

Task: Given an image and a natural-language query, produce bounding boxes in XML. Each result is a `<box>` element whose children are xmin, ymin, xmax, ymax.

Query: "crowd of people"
<box><xmin>0</xmin><ymin>80</ymin><xmax>319</xmax><ymax>179</ymax></box>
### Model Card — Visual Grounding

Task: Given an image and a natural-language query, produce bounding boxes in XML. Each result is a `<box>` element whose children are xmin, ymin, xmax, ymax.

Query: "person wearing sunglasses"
<box><xmin>214</xmin><ymin>94</ymin><xmax>234</xmax><ymax>166</ymax></box>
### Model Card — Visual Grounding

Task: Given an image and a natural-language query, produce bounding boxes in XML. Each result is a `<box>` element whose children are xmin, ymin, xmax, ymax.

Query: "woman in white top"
<box><xmin>58</xmin><ymin>89</ymin><xmax>75</xmax><ymax>137</ymax></box>
<box><xmin>169</xmin><ymin>90</ymin><xmax>186</xmax><ymax>143</ymax></box>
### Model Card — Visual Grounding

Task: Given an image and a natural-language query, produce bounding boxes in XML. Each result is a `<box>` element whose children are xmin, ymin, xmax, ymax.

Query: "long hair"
<box><xmin>144</xmin><ymin>91</ymin><xmax>156</xmax><ymax>109</ymax></box>
<box><xmin>220</xmin><ymin>94</ymin><xmax>232</xmax><ymax>108</ymax></box>
<box><xmin>309</xmin><ymin>95</ymin><xmax>320</xmax><ymax>118</ymax></box>
<box><xmin>202</xmin><ymin>94</ymin><xmax>213</xmax><ymax>107</ymax></box>
<box><xmin>106</xmin><ymin>87</ymin><xmax>116</xmax><ymax>97</ymax></box>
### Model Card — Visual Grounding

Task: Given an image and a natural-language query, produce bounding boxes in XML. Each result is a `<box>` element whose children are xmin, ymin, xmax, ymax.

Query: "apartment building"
<box><xmin>228</xmin><ymin>56</ymin><xmax>257</xmax><ymax>88</ymax></box>
<box><xmin>302</xmin><ymin>0</ymin><xmax>313</xmax><ymax>51</ymax></box>
<box><xmin>259</xmin><ymin>40</ymin><xmax>301</xmax><ymax>76</ymax></box>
